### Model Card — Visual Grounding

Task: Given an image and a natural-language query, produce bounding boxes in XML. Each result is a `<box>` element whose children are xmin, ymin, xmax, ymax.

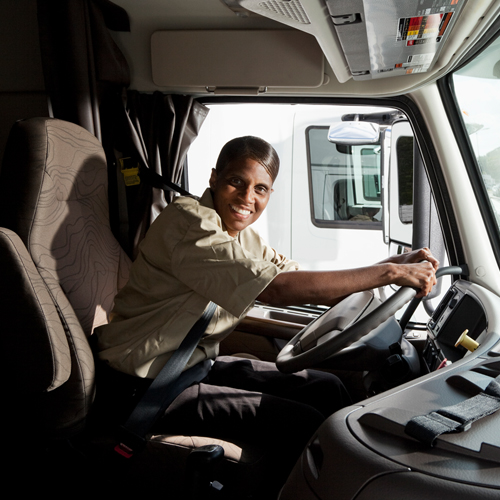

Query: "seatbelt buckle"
<box><xmin>114</xmin><ymin>425</ymin><xmax>147</xmax><ymax>459</ymax></box>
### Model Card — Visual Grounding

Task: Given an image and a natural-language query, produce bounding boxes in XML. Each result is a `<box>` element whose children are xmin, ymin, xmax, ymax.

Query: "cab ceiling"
<box><xmin>111</xmin><ymin>0</ymin><xmax>500</xmax><ymax>97</ymax></box>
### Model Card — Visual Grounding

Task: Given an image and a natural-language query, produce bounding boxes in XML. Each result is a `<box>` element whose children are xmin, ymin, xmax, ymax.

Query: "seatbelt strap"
<box><xmin>138</xmin><ymin>163</ymin><xmax>191</xmax><ymax>196</ymax></box>
<box><xmin>115</xmin><ymin>301</ymin><xmax>217</xmax><ymax>458</ymax></box>
<box><xmin>405</xmin><ymin>374</ymin><xmax>500</xmax><ymax>446</ymax></box>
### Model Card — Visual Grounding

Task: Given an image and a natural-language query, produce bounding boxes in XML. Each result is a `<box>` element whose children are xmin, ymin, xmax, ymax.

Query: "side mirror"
<box><xmin>328</xmin><ymin>121</ymin><xmax>380</xmax><ymax>145</ymax></box>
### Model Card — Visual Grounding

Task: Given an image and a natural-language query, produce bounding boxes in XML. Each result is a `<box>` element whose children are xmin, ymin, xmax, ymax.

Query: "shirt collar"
<box><xmin>199</xmin><ymin>188</ymin><xmax>215</xmax><ymax>210</ymax></box>
<box><xmin>199</xmin><ymin>188</ymin><xmax>239</xmax><ymax>240</ymax></box>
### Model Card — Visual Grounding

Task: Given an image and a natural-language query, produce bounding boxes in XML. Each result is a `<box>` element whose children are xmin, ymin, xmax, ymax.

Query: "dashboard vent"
<box><xmin>258</xmin><ymin>0</ymin><xmax>310</xmax><ymax>24</ymax></box>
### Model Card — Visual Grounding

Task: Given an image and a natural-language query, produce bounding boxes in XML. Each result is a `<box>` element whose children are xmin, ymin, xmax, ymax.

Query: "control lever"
<box><xmin>186</xmin><ymin>444</ymin><xmax>224</xmax><ymax>499</ymax></box>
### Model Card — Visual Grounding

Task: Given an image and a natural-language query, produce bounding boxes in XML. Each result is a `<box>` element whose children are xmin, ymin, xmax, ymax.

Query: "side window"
<box><xmin>307</xmin><ymin>126</ymin><xmax>382</xmax><ymax>227</ymax></box>
<box><xmin>452</xmin><ymin>35</ymin><xmax>500</xmax><ymax>234</ymax></box>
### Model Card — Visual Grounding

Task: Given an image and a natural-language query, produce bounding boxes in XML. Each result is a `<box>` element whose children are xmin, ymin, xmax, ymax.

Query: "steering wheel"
<box><xmin>276</xmin><ymin>265</ymin><xmax>464</xmax><ymax>374</ymax></box>
<box><xmin>276</xmin><ymin>285</ymin><xmax>418</xmax><ymax>374</ymax></box>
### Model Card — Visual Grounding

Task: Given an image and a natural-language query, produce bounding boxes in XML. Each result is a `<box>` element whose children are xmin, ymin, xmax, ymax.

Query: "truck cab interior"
<box><xmin>1</xmin><ymin>1</ymin><xmax>500</xmax><ymax>499</ymax></box>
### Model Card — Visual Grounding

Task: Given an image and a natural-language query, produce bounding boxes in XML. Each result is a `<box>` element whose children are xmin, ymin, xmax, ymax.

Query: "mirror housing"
<box><xmin>328</xmin><ymin>120</ymin><xmax>380</xmax><ymax>145</ymax></box>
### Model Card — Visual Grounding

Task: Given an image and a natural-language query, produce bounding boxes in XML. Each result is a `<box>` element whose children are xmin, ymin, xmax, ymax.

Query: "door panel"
<box><xmin>219</xmin><ymin>305</ymin><xmax>317</xmax><ymax>362</ymax></box>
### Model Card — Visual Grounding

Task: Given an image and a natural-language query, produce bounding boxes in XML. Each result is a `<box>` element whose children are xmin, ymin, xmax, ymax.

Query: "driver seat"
<box><xmin>0</xmin><ymin>117</ymin><xmax>271</xmax><ymax>497</ymax></box>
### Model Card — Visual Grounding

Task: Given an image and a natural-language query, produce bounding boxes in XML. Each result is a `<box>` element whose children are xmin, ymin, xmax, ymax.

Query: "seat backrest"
<box><xmin>0</xmin><ymin>117</ymin><xmax>131</xmax><ymax>335</ymax></box>
<box><xmin>0</xmin><ymin>117</ymin><xmax>131</xmax><ymax>436</ymax></box>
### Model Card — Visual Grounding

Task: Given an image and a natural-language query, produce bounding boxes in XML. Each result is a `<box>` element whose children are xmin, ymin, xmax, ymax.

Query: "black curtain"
<box><xmin>37</xmin><ymin>0</ymin><xmax>130</xmax><ymax>140</ymax></box>
<box><xmin>116</xmin><ymin>92</ymin><xmax>209</xmax><ymax>256</ymax></box>
<box><xmin>37</xmin><ymin>0</ymin><xmax>209</xmax><ymax>258</ymax></box>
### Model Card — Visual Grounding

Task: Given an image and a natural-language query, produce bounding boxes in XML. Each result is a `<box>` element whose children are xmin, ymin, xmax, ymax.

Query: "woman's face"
<box><xmin>210</xmin><ymin>157</ymin><xmax>274</xmax><ymax>237</ymax></box>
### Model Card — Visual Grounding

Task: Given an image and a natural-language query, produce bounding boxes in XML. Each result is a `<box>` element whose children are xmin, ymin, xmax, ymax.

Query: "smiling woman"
<box><xmin>96</xmin><ymin>135</ymin><xmax>352</xmax><ymax>495</ymax></box>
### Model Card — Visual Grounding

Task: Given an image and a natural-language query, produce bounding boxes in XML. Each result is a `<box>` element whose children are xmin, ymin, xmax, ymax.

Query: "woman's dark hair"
<box><xmin>215</xmin><ymin>136</ymin><xmax>280</xmax><ymax>182</ymax></box>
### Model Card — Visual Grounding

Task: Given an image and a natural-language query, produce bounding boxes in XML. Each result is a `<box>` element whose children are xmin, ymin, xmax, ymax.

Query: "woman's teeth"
<box><xmin>231</xmin><ymin>205</ymin><xmax>250</xmax><ymax>215</ymax></box>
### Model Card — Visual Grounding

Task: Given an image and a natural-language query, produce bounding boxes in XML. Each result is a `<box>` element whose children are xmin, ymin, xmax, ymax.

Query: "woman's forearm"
<box><xmin>257</xmin><ymin>261</ymin><xmax>436</xmax><ymax>307</ymax></box>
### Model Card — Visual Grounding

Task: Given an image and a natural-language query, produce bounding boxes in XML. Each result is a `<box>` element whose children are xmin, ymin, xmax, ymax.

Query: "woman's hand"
<box><xmin>389</xmin><ymin>260</ymin><xmax>437</xmax><ymax>298</ymax></box>
<box><xmin>380</xmin><ymin>248</ymin><xmax>438</xmax><ymax>298</ymax></box>
<box><xmin>381</xmin><ymin>247</ymin><xmax>439</xmax><ymax>271</ymax></box>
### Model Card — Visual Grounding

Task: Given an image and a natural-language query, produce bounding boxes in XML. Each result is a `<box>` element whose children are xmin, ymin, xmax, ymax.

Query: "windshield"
<box><xmin>452</xmin><ymin>35</ymin><xmax>500</xmax><ymax>229</ymax></box>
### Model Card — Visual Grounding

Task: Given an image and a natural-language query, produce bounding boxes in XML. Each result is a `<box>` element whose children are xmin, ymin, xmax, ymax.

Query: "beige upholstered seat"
<box><xmin>0</xmin><ymin>117</ymin><xmax>274</xmax><ymax>498</ymax></box>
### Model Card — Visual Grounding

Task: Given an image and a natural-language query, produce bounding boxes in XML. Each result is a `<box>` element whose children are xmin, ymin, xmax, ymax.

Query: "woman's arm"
<box><xmin>257</xmin><ymin>249</ymin><xmax>438</xmax><ymax>307</ymax></box>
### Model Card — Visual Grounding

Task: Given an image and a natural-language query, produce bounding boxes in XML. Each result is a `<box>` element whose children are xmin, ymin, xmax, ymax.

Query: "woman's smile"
<box><xmin>230</xmin><ymin>205</ymin><xmax>252</xmax><ymax>216</ymax></box>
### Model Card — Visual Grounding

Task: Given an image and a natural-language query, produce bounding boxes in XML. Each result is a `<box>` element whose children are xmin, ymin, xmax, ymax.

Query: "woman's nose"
<box><xmin>239</xmin><ymin>186</ymin><xmax>254</xmax><ymax>203</ymax></box>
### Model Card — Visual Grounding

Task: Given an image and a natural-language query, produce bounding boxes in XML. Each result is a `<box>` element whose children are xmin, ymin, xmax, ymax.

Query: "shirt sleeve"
<box><xmin>170</xmin><ymin>211</ymin><xmax>282</xmax><ymax>319</ymax></box>
<box><xmin>259</xmin><ymin>236</ymin><xmax>300</xmax><ymax>272</ymax></box>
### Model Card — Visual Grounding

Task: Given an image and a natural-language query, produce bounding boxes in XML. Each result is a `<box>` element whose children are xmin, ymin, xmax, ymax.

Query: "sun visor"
<box><xmin>151</xmin><ymin>30</ymin><xmax>325</xmax><ymax>91</ymax></box>
<box><xmin>326</xmin><ymin>0</ymin><xmax>467</xmax><ymax>80</ymax></box>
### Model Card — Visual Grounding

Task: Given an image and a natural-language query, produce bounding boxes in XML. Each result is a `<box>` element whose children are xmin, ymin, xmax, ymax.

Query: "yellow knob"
<box><xmin>455</xmin><ymin>329</ymin><xmax>479</xmax><ymax>352</ymax></box>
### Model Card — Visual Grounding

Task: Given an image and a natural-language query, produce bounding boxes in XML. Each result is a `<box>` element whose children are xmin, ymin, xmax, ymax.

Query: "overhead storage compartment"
<box><xmin>326</xmin><ymin>0</ymin><xmax>467</xmax><ymax>80</ymax></box>
<box><xmin>229</xmin><ymin>0</ymin><xmax>473</xmax><ymax>83</ymax></box>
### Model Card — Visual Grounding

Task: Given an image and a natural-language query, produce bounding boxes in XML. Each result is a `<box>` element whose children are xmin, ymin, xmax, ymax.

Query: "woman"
<box><xmin>97</xmin><ymin>135</ymin><xmax>437</xmax><ymax>492</ymax></box>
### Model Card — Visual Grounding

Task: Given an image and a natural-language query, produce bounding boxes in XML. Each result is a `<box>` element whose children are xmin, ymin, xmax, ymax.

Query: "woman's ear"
<box><xmin>209</xmin><ymin>168</ymin><xmax>217</xmax><ymax>190</ymax></box>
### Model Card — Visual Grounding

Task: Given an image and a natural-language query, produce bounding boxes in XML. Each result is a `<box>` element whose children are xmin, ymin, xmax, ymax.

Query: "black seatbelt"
<box><xmin>115</xmin><ymin>301</ymin><xmax>217</xmax><ymax>458</ymax></box>
<box><xmin>138</xmin><ymin>164</ymin><xmax>191</xmax><ymax>197</ymax></box>
<box><xmin>405</xmin><ymin>374</ymin><xmax>500</xmax><ymax>446</ymax></box>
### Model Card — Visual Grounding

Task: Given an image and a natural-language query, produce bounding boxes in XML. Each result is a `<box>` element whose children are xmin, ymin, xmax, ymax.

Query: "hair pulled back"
<box><xmin>215</xmin><ymin>136</ymin><xmax>279</xmax><ymax>182</ymax></box>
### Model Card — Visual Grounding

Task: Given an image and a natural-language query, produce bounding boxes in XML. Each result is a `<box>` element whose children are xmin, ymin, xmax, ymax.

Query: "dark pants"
<box><xmin>96</xmin><ymin>356</ymin><xmax>351</xmax><ymax>494</ymax></box>
<box><xmin>161</xmin><ymin>355</ymin><xmax>350</xmax><ymax>430</ymax></box>
<box><xmin>155</xmin><ymin>356</ymin><xmax>351</xmax><ymax>491</ymax></box>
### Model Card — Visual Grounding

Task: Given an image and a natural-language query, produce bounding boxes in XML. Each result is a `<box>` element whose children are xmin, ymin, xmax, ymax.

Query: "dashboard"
<box><xmin>423</xmin><ymin>283</ymin><xmax>487</xmax><ymax>371</ymax></box>
<box><xmin>280</xmin><ymin>279</ymin><xmax>500</xmax><ymax>500</ymax></box>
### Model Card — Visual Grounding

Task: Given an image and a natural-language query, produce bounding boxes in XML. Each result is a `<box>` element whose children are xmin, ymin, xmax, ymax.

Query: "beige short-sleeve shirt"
<box><xmin>96</xmin><ymin>189</ymin><xmax>299</xmax><ymax>378</ymax></box>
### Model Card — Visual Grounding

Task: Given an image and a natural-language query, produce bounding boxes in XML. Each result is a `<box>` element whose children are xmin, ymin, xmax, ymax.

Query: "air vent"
<box><xmin>258</xmin><ymin>0</ymin><xmax>310</xmax><ymax>24</ymax></box>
